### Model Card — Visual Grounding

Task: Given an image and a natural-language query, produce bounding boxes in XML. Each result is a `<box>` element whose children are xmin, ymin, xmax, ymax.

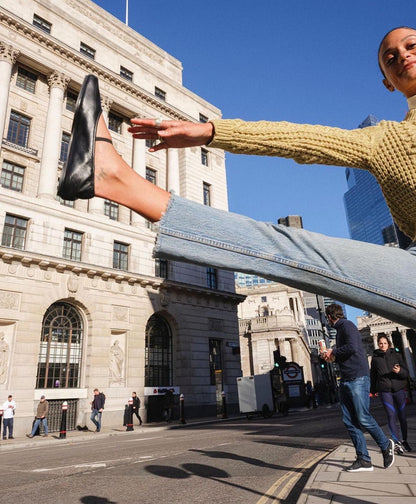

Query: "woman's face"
<box><xmin>379</xmin><ymin>28</ymin><xmax>416</xmax><ymax>98</ymax></box>
<box><xmin>378</xmin><ymin>337</ymin><xmax>390</xmax><ymax>352</ymax></box>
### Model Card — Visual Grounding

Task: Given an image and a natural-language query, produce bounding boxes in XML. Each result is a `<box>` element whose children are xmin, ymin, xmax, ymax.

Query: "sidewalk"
<box><xmin>296</xmin><ymin>430</ymin><xmax>416</xmax><ymax>504</ymax></box>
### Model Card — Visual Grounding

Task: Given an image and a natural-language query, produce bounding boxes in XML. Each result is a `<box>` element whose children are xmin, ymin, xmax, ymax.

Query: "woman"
<box><xmin>370</xmin><ymin>335</ymin><xmax>411</xmax><ymax>454</ymax></box>
<box><xmin>58</xmin><ymin>27</ymin><xmax>416</xmax><ymax>328</ymax></box>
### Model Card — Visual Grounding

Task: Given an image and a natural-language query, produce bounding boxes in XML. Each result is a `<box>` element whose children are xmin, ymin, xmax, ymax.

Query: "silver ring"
<box><xmin>155</xmin><ymin>117</ymin><xmax>163</xmax><ymax>129</ymax></box>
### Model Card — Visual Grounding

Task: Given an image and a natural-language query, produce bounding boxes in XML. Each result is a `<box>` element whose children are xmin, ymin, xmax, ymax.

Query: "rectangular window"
<box><xmin>63</xmin><ymin>229</ymin><xmax>83</xmax><ymax>261</ymax></box>
<box><xmin>2</xmin><ymin>214</ymin><xmax>28</xmax><ymax>250</ymax></box>
<box><xmin>155</xmin><ymin>258</ymin><xmax>168</xmax><ymax>279</ymax></box>
<box><xmin>108</xmin><ymin>112</ymin><xmax>123</xmax><ymax>134</ymax></box>
<box><xmin>261</xmin><ymin>296</ymin><xmax>267</xmax><ymax>303</ymax></box>
<box><xmin>33</xmin><ymin>13</ymin><xmax>51</xmax><ymax>33</ymax></box>
<box><xmin>209</xmin><ymin>339</ymin><xmax>222</xmax><ymax>385</ymax></box>
<box><xmin>16</xmin><ymin>67</ymin><xmax>37</xmax><ymax>93</ymax></box>
<box><xmin>80</xmin><ymin>42</ymin><xmax>95</xmax><ymax>60</ymax></box>
<box><xmin>146</xmin><ymin>167</ymin><xmax>157</xmax><ymax>185</ymax></box>
<box><xmin>57</xmin><ymin>196</ymin><xmax>75</xmax><ymax>208</ymax></box>
<box><xmin>155</xmin><ymin>86</ymin><xmax>166</xmax><ymax>101</ymax></box>
<box><xmin>1</xmin><ymin>161</ymin><xmax>25</xmax><ymax>192</ymax></box>
<box><xmin>203</xmin><ymin>182</ymin><xmax>211</xmax><ymax>206</ymax></box>
<box><xmin>113</xmin><ymin>241</ymin><xmax>129</xmax><ymax>270</ymax></box>
<box><xmin>7</xmin><ymin>111</ymin><xmax>31</xmax><ymax>147</ymax></box>
<box><xmin>66</xmin><ymin>91</ymin><xmax>78</xmax><ymax>112</ymax></box>
<box><xmin>60</xmin><ymin>132</ymin><xmax>70</xmax><ymax>162</ymax></box>
<box><xmin>201</xmin><ymin>148</ymin><xmax>209</xmax><ymax>167</ymax></box>
<box><xmin>206</xmin><ymin>267</ymin><xmax>217</xmax><ymax>289</ymax></box>
<box><xmin>120</xmin><ymin>66</ymin><xmax>133</xmax><ymax>81</ymax></box>
<box><xmin>199</xmin><ymin>113</ymin><xmax>208</xmax><ymax>123</ymax></box>
<box><xmin>104</xmin><ymin>200</ymin><xmax>119</xmax><ymax>221</ymax></box>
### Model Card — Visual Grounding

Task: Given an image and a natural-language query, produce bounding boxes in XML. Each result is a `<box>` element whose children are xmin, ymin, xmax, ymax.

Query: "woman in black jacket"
<box><xmin>370</xmin><ymin>335</ymin><xmax>411</xmax><ymax>454</ymax></box>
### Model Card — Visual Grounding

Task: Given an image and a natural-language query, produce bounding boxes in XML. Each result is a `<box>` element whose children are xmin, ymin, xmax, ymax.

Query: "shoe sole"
<box><xmin>345</xmin><ymin>467</ymin><xmax>374</xmax><ymax>472</ymax></box>
<box><xmin>384</xmin><ymin>440</ymin><xmax>395</xmax><ymax>468</ymax></box>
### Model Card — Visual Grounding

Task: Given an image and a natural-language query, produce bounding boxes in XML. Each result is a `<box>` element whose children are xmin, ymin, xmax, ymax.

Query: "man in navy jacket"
<box><xmin>90</xmin><ymin>388</ymin><xmax>105</xmax><ymax>432</ymax></box>
<box><xmin>323</xmin><ymin>303</ymin><xmax>394</xmax><ymax>472</ymax></box>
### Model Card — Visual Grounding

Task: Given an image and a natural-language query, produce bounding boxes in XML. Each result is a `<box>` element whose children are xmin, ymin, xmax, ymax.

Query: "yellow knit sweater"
<box><xmin>210</xmin><ymin>111</ymin><xmax>416</xmax><ymax>240</ymax></box>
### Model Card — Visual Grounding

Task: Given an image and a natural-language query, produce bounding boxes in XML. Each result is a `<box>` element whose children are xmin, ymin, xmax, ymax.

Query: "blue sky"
<box><xmin>93</xmin><ymin>0</ymin><xmax>416</xmax><ymax>320</ymax></box>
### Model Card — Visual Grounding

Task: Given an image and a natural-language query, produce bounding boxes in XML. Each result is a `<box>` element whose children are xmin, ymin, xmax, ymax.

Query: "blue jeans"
<box><xmin>90</xmin><ymin>409</ymin><xmax>102</xmax><ymax>431</ymax></box>
<box><xmin>155</xmin><ymin>194</ymin><xmax>416</xmax><ymax>328</ymax></box>
<box><xmin>3</xmin><ymin>417</ymin><xmax>13</xmax><ymax>438</ymax></box>
<box><xmin>340</xmin><ymin>376</ymin><xmax>389</xmax><ymax>461</ymax></box>
<box><xmin>31</xmin><ymin>417</ymin><xmax>48</xmax><ymax>436</ymax></box>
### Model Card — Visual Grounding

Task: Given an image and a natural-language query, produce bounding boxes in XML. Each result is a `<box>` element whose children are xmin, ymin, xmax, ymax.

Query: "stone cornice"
<box><xmin>0</xmin><ymin>248</ymin><xmax>244</xmax><ymax>303</ymax></box>
<box><xmin>0</xmin><ymin>9</ymin><xmax>193</xmax><ymax>122</ymax></box>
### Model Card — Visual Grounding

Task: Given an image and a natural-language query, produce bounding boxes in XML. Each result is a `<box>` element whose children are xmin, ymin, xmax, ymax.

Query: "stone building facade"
<box><xmin>0</xmin><ymin>0</ymin><xmax>244</xmax><ymax>434</ymax></box>
<box><xmin>236</xmin><ymin>283</ymin><xmax>312</xmax><ymax>383</ymax></box>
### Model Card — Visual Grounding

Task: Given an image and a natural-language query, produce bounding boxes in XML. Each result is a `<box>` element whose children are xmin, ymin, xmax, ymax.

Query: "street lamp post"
<box><xmin>244</xmin><ymin>321</ymin><xmax>254</xmax><ymax>376</ymax></box>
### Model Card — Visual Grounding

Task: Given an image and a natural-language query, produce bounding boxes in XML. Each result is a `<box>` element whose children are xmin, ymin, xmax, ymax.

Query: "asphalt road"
<box><xmin>0</xmin><ymin>404</ymin><xmax>389</xmax><ymax>504</ymax></box>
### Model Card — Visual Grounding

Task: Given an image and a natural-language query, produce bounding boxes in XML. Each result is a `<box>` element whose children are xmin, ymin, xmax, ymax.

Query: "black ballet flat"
<box><xmin>57</xmin><ymin>74</ymin><xmax>111</xmax><ymax>200</ymax></box>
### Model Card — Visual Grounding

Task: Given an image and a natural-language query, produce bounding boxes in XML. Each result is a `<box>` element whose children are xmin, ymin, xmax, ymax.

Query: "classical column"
<box><xmin>166</xmin><ymin>148</ymin><xmax>180</xmax><ymax>193</ymax></box>
<box><xmin>399</xmin><ymin>329</ymin><xmax>415</xmax><ymax>378</ymax></box>
<box><xmin>372</xmin><ymin>331</ymin><xmax>379</xmax><ymax>352</ymax></box>
<box><xmin>0</xmin><ymin>43</ymin><xmax>20</xmax><ymax>140</ymax></box>
<box><xmin>289</xmin><ymin>338</ymin><xmax>299</xmax><ymax>363</ymax></box>
<box><xmin>38</xmin><ymin>71</ymin><xmax>70</xmax><ymax>199</ymax></box>
<box><xmin>88</xmin><ymin>95</ymin><xmax>113</xmax><ymax>215</ymax></box>
<box><xmin>130</xmin><ymin>136</ymin><xmax>146</xmax><ymax>226</ymax></box>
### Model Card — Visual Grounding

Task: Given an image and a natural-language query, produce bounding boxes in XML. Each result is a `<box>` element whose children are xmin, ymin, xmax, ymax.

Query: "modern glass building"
<box><xmin>343</xmin><ymin>116</ymin><xmax>410</xmax><ymax>248</ymax></box>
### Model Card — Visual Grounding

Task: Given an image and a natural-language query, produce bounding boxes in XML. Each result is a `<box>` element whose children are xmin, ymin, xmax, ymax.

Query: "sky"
<box><xmin>93</xmin><ymin>0</ymin><xmax>416</xmax><ymax>321</ymax></box>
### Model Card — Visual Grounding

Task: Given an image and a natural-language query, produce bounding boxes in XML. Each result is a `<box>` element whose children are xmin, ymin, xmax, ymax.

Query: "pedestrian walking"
<box><xmin>370</xmin><ymin>335</ymin><xmax>412</xmax><ymax>454</ymax></box>
<box><xmin>131</xmin><ymin>392</ymin><xmax>142</xmax><ymax>425</ymax></box>
<box><xmin>90</xmin><ymin>388</ymin><xmax>105</xmax><ymax>432</ymax></box>
<box><xmin>322</xmin><ymin>304</ymin><xmax>394</xmax><ymax>472</ymax></box>
<box><xmin>27</xmin><ymin>395</ymin><xmax>48</xmax><ymax>438</ymax></box>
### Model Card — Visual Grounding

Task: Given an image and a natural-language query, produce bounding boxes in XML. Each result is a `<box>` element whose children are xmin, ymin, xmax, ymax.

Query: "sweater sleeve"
<box><xmin>210</xmin><ymin>119</ymin><xmax>376</xmax><ymax>169</ymax></box>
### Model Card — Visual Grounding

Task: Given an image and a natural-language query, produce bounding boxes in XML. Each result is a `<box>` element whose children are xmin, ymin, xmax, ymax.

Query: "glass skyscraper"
<box><xmin>343</xmin><ymin>116</ymin><xmax>410</xmax><ymax>248</ymax></box>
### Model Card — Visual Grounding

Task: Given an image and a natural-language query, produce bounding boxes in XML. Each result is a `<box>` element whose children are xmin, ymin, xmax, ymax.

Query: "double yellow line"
<box><xmin>256</xmin><ymin>451</ymin><xmax>327</xmax><ymax>503</ymax></box>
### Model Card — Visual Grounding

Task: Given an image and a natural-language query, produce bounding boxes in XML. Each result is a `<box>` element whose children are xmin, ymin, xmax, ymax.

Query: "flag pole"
<box><xmin>125</xmin><ymin>0</ymin><xmax>129</xmax><ymax>26</ymax></box>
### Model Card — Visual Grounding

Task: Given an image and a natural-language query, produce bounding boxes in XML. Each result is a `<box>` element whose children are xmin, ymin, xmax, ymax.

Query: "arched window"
<box><xmin>145</xmin><ymin>314</ymin><xmax>172</xmax><ymax>387</ymax></box>
<box><xmin>36</xmin><ymin>302</ymin><xmax>83</xmax><ymax>389</ymax></box>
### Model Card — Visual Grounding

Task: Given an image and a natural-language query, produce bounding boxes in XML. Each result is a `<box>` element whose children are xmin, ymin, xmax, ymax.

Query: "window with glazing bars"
<box><xmin>7</xmin><ymin>111</ymin><xmax>30</xmax><ymax>147</ymax></box>
<box><xmin>203</xmin><ymin>182</ymin><xmax>211</xmax><ymax>206</ymax></box>
<box><xmin>33</xmin><ymin>13</ymin><xmax>51</xmax><ymax>33</ymax></box>
<box><xmin>201</xmin><ymin>148</ymin><xmax>209</xmax><ymax>166</ymax></box>
<box><xmin>66</xmin><ymin>91</ymin><xmax>77</xmax><ymax>112</ymax></box>
<box><xmin>108</xmin><ymin>112</ymin><xmax>123</xmax><ymax>134</ymax></box>
<box><xmin>0</xmin><ymin>161</ymin><xmax>25</xmax><ymax>191</ymax></box>
<box><xmin>60</xmin><ymin>132</ymin><xmax>70</xmax><ymax>162</ymax></box>
<box><xmin>145</xmin><ymin>314</ymin><xmax>172</xmax><ymax>387</ymax></box>
<box><xmin>80</xmin><ymin>42</ymin><xmax>95</xmax><ymax>59</ymax></box>
<box><xmin>113</xmin><ymin>241</ymin><xmax>129</xmax><ymax>270</ymax></box>
<box><xmin>155</xmin><ymin>258</ymin><xmax>168</xmax><ymax>279</ymax></box>
<box><xmin>1</xmin><ymin>214</ymin><xmax>28</xmax><ymax>249</ymax></box>
<box><xmin>16</xmin><ymin>67</ymin><xmax>37</xmax><ymax>93</ymax></box>
<box><xmin>206</xmin><ymin>267</ymin><xmax>217</xmax><ymax>289</ymax></box>
<box><xmin>104</xmin><ymin>200</ymin><xmax>119</xmax><ymax>221</ymax></box>
<box><xmin>120</xmin><ymin>66</ymin><xmax>133</xmax><ymax>81</ymax></box>
<box><xmin>36</xmin><ymin>302</ymin><xmax>83</xmax><ymax>389</ymax></box>
<box><xmin>63</xmin><ymin>229</ymin><xmax>82</xmax><ymax>261</ymax></box>
<box><xmin>155</xmin><ymin>86</ymin><xmax>166</xmax><ymax>101</ymax></box>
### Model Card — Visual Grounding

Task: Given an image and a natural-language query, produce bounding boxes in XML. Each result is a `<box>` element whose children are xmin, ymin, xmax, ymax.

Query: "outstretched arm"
<box><xmin>128</xmin><ymin>119</ymin><xmax>214</xmax><ymax>152</ymax></box>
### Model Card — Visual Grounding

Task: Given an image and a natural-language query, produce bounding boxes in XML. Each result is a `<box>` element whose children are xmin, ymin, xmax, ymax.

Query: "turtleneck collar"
<box><xmin>407</xmin><ymin>95</ymin><xmax>416</xmax><ymax>110</ymax></box>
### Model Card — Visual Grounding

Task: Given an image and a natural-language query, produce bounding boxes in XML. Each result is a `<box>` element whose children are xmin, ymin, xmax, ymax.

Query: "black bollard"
<box><xmin>126</xmin><ymin>398</ymin><xmax>134</xmax><ymax>431</ymax></box>
<box><xmin>221</xmin><ymin>391</ymin><xmax>228</xmax><ymax>419</ymax></box>
<box><xmin>0</xmin><ymin>409</ymin><xmax>3</xmax><ymax>439</ymax></box>
<box><xmin>179</xmin><ymin>394</ymin><xmax>186</xmax><ymax>424</ymax></box>
<box><xmin>60</xmin><ymin>401</ymin><xmax>68</xmax><ymax>439</ymax></box>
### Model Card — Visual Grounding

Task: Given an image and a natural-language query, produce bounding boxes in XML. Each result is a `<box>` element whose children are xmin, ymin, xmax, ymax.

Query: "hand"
<box><xmin>128</xmin><ymin>118</ymin><xmax>214</xmax><ymax>152</ymax></box>
<box><xmin>392</xmin><ymin>364</ymin><xmax>400</xmax><ymax>373</ymax></box>
<box><xmin>322</xmin><ymin>349</ymin><xmax>335</xmax><ymax>362</ymax></box>
<box><xmin>99</xmin><ymin>408</ymin><xmax>103</xmax><ymax>413</ymax></box>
